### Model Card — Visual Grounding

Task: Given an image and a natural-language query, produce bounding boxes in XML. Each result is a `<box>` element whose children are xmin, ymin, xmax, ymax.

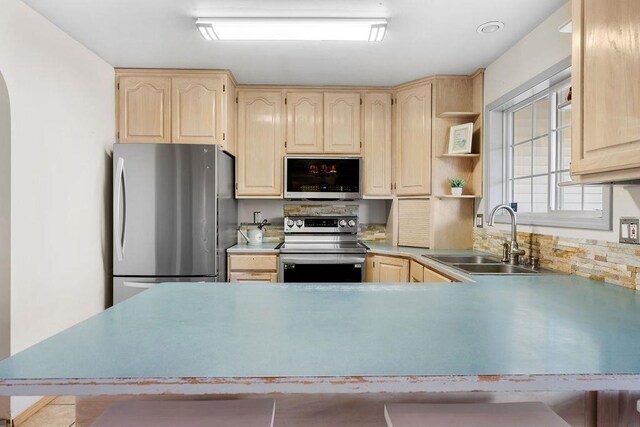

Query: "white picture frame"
<box><xmin>447</xmin><ymin>123</ymin><xmax>474</xmax><ymax>154</ymax></box>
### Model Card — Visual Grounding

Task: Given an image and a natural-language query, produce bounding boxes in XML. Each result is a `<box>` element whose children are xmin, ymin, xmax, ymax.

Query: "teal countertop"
<box><xmin>226</xmin><ymin>242</ymin><xmax>480</xmax><ymax>258</ymax></box>
<box><xmin>227</xmin><ymin>243</ymin><xmax>281</xmax><ymax>253</ymax></box>
<box><xmin>1</xmin><ymin>275</ymin><xmax>640</xmax><ymax>395</ymax></box>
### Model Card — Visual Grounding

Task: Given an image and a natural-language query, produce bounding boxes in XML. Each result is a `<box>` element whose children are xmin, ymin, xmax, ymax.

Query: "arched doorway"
<box><xmin>0</xmin><ymin>70</ymin><xmax>11</xmax><ymax>422</ymax></box>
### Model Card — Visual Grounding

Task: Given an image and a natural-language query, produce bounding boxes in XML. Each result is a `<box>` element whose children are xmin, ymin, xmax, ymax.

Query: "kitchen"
<box><xmin>1</xmin><ymin>0</ymin><xmax>640</xmax><ymax>425</ymax></box>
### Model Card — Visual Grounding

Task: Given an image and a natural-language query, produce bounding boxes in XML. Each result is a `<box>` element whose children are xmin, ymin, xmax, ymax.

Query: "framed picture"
<box><xmin>447</xmin><ymin>123</ymin><xmax>474</xmax><ymax>154</ymax></box>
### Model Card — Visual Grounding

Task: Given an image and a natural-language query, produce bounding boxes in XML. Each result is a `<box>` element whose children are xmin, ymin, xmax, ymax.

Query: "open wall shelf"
<box><xmin>438</xmin><ymin>111</ymin><xmax>480</xmax><ymax>119</ymax></box>
<box><xmin>438</xmin><ymin>153</ymin><xmax>481</xmax><ymax>158</ymax></box>
<box><xmin>435</xmin><ymin>194</ymin><xmax>480</xmax><ymax>199</ymax></box>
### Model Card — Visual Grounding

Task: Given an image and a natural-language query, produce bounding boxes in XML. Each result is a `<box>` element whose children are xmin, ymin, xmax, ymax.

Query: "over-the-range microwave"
<box><xmin>284</xmin><ymin>156</ymin><xmax>361</xmax><ymax>200</ymax></box>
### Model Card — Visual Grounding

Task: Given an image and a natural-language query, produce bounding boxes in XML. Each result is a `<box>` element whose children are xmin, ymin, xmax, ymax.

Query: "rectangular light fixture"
<box><xmin>195</xmin><ymin>18</ymin><xmax>387</xmax><ymax>42</ymax></box>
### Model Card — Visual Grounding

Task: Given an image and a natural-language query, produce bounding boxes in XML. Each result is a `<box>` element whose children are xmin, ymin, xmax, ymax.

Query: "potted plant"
<box><xmin>448</xmin><ymin>177</ymin><xmax>465</xmax><ymax>196</ymax></box>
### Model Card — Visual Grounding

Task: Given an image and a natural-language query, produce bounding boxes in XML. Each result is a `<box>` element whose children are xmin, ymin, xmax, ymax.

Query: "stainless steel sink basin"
<box><xmin>424</xmin><ymin>255</ymin><xmax>502</xmax><ymax>264</ymax></box>
<box><xmin>423</xmin><ymin>254</ymin><xmax>556</xmax><ymax>275</ymax></box>
<box><xmin>452</xmin><ymin>263</ymin><xmax>540</xmax><ymax>275</ymax></box>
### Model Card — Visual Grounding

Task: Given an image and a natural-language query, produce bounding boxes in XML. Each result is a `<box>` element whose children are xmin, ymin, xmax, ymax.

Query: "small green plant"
<box><xmin>449</xmin><ymin>177</ymin><xmax>465</xmax><ymax>188</ymax></box>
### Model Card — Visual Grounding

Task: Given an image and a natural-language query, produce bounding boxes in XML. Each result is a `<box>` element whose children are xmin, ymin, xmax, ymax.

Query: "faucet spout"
<box><xmin>488</xmin><ymin>204</ymin><xmax>518</xmax><ymax>243</ymax></box>
<box><xmin>487</xmin><ymin>204</ymin><xmax>525</xmax><ymax>265</ymax></box>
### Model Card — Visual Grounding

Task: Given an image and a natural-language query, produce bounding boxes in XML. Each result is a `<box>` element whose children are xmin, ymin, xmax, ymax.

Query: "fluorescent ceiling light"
<box><xmin>195</xmin><ymin>18</ymin><xmax>388</xmax><ymax>42</ymax></box>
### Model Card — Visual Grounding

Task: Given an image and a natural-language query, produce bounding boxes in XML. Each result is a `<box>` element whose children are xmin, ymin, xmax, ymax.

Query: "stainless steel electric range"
<box><xmin>278</xmin><ymin>215</ymin><xmax>368</xmax><ymax>283</ymax></box>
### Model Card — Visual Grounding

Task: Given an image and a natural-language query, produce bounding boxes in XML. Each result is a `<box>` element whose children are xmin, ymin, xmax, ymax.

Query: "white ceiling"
<box><xmin>22</xmin><ymin>0</ymin><xmax>566</xmax><ymax>86</ymax></box>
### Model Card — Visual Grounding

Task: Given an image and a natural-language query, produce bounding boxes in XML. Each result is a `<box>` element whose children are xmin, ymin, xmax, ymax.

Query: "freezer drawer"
<box><xmin>113</xmin><ymin>276</ymin><xmax>216</xmax><ymax>305</ymax></box>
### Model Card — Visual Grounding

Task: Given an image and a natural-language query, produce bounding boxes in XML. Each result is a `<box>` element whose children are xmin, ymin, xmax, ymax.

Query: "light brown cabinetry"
<box><xmin>118</xmin><ymin>76</ymin><xmax>171</xmax><ymax>143</ymax></box>
<box><xmin>116</xmin><ymin>70</ymin><xmax>236</xmax><ymax>153</ymax></box>
<box><xmin>368</xmin><ymin>255</ymin><xmax>409</xmax><ymax>282</ymax></box>
<box><xmin>285</xmin><ymin>92</ymin><xmax>324</xmax><ymax>153</ymax></box>
<box><xmin>363</xmin><ymin>93</ymin><xmax>392</xmax><ymax>197</ymax></box>
<box><xmin>228</xmin><ymin>254</ymin><xmax>279</xmax><ymax>283</ymax></box>
<box><xmin>236</xmin><ymin>91</ymin><xmax>284</xmax><ymax>197</ymax></box>
<box><xmin>394</xmin><ymin>84</ymin><xmax>432</xmax><ymax>195</ymax></box>
<box><xmin>324</xmin><ymin>92</ymin><xmax>361</xmax><ymax>154</ymax></box>
<box><xmin>409</xmin><ymin>260</ymin><xmax>424</xmax><ymax>282</ymax></box>
<box><xmin>571</xmin><ymin>0</ymin><xmax>640</xmax><ymax>181</ymax></box>
<box><xmin>171</xmin><ymin>76</ymin><xmax>224</xmax><ymax>145</ymax></box>
<box><xmin>410</xmin><ymin>260</ymin><xmax>452</xmax><ymax>283</ymax></box>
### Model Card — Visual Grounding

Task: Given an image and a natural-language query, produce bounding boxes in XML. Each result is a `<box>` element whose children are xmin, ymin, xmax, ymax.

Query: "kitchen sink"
<box><xmin>423</xmin><ymin>254</ymin><xmax>556</xmax><ymax>275</ymax></box>
<box><xmin>424</xmin><ymin>255</ymin><xmax>502</xmax><ymax>264</ymax></box>
<box><xmin>452</xmin><ymin>263</ymin><xmax>541</xmax><ymax>275</ymax></box>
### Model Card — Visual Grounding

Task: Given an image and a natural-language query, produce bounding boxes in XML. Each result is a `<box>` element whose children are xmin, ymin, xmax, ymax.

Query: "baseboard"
<box><xmin>12</xmin><ymin>396</ymin><xmax>55</xmax><ymax>427</ymax></box>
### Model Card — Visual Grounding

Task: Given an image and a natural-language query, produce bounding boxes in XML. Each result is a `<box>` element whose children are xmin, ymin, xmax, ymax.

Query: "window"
<box><xmin>486</xmin><ymin>60</ymin><xmax>611</xmax><ymax>230</ymax></box>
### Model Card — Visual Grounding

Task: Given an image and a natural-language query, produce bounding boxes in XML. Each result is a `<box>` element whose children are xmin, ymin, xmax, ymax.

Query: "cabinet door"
<box><xmin>118</xmin><ymin>76</ymin><xmax>171</xmax><ymax>143</ymax></box>
<box><xmin>363</xmin><ymin>93</ymin><xmax>392</xmax><ymax>197</ymax></box>
<box><xmin>237</xmin><ymin>91</ymin><xmax>284</xmax><ymax>197</ymax></box>
<box><xmin>172</xmin><ymin>76</ymin><xmax>224</xmax><ymax>145</ymax></box>
<box><xmin>395</xmin><ymin>84</ymin><xmax>432</xmax><ymax>195</ymax></box>
<box><xmin>324</xmin><ymin>92</ymin><xmax>361</xmax><ymax>154</ymax></box>
<box><xmin>571</xmin><ymin>0</ymin><xmax>640</xmax><ymax>177</ymax></box>
<box><xmin>374</xmin><ymin>255</ymin><xmax>409</xmax><ymax>283</ymax></box>
<box><xmin>423</xmin><ymin>266</ymin><xmax>452</xmax><ymax>283</ymax></box>
<box><xmin>286</xmin><ymin>92</ymin><xmax>324</xmax><ymax>153</ymax></box>
<box><xmin>409</xmin><ymin>260</ymin><xmax>424</xmax><ymax>283</ymax></box>
<box><xmin>365</xmin><ymin>255</ymin><xmax>376</xmax><ymax>282</ymax></box>
<box><xmin>223</xmin><ymin>78</ymin><xmax>237</xmax><ymax>156</ymax></box>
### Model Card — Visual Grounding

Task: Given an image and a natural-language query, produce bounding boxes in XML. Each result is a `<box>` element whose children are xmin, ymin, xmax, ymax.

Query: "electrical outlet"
<box><xmin>475</xmin><ymin>214</ymin><xmax>484</xmax><ymax>228</ymax></box>
<box><xmin>620</xmin><ymin>217</ymin><xmax>640</xmax><ymax>244</ymax></box>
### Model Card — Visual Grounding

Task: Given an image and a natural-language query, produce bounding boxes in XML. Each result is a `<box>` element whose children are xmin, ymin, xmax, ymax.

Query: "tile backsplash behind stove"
<box><xmin>237</xmin><ymin>200</ymin><xmax>389</xmax><ymax>243</ymax></box>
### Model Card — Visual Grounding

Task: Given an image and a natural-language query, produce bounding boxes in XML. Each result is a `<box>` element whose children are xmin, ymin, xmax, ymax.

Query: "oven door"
<box><xmin>280</xmin><ymin>254</ymin><xmax>365</xmax><ymax>283</ymax></box>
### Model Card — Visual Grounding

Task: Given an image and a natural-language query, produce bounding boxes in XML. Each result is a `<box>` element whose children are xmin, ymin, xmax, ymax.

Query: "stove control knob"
<box><xmin>295</xmin><ymin>220</ymin><xmax>304</xmax><ymax>227</ymax></box>
<box><xmin>348</xmin><ymin>219</ymin><xmax>356</xmax><ymax>227</ymax></box>
<box><xmin>339</xmin><ymin>220</ymin><xmax>347</xmax><ymax>227</ymax></box>
<box><xmin>286</xmin><ymin>219</ymin><xmax>294</xmax><ymax>227</ymax></box>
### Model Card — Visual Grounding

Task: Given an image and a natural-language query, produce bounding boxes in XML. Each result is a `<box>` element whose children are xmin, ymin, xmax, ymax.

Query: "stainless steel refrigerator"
<box><xmin>112</xmin><ymin>144</ymin><xmax>237</xmax><ymax>304</ymax></box>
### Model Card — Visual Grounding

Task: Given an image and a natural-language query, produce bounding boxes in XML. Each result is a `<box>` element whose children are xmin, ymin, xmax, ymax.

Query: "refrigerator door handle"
<box><xmin>123</xmin><ymin>281</ymin><xmax>158</xmax><ymax>289</ymax></box>
<box><xmin>115</xmin><ymin>157</ymin><xmax>127</xmax><ymax>261</ymax></box>
<box><xmin>123</xmin><ymin>280</ymin><xmax>207</xmax><ymax>289</ymax></box>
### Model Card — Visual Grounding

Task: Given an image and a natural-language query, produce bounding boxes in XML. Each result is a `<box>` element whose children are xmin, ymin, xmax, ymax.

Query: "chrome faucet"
<box><xmin>487</xmin><ymin>204</ymin><xmax>526</xmax><ymax>266</ymax></box>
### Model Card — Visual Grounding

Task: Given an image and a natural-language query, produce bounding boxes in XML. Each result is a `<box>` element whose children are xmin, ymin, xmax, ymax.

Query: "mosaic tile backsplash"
<box><xmin>238</xmin><ymin>204</ymin><xmax>387</xmax><ymax>244</ymax></box>
<box><xmin>238</xmin><ymin>223</ymin><xmax>387</xmax><ymax>244</ymax></box>
<box><xmin>474</xmin><ymin>228</ymin><xmax>640</xmax><ymax>290</ymax></box>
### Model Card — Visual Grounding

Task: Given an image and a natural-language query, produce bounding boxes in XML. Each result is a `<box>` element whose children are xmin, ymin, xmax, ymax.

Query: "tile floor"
<box><xmin>20</xmin><ymin>396</ymin><xmax>75</xmax><ymax>427</ymax></box>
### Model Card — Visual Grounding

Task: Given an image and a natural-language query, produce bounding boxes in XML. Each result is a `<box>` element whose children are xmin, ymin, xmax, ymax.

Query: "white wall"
<box><xmin>238</xmin><ymin>199</ymin><xmax>388</xmax><ymax>224</ymax></box>
<box><xmin>0</xmin><ymin>0</ymin><xmax>114</xmax><ymax>416</ymax></box>
<box><xmin>480</xmin><ymin>1</ymin><xmax>640</xmax><ymax>242</ymax></box>
<box><xmin>0</xmin><ymin>70</ymin><xmax>10</xmax><ymax>422</ymax></box>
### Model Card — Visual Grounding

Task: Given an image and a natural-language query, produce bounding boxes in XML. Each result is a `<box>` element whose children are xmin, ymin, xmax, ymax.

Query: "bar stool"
<box><xmin>384</xmin><ymin>402</ymin><xmax>570</xmax><ymax>427</ymax></box>
<box><xmin>91</xmin><ymin>399</ymin><xmax>275</xmax><ymax>427</ymax></box>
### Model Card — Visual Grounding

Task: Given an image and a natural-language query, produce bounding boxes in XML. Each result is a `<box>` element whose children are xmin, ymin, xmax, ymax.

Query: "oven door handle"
<box><xmin>281</xmin><ymin>254</ymin><xmax>366</xmax><ymax>265</ymax></box>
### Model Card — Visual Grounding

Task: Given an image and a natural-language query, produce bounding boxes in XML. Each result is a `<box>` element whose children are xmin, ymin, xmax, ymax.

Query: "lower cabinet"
<box><xmin>367</xmin><ymin>255</ymin><xmax>409</xmax><ymax>282</ymax></box>
<box><xmin>368</xmin><ymin>255</ymin><xmax>453</xmax><ymax>283</ymax></box>
<box><xmin>416</xmin><ymin>261</ymin><xmax>452</xmax><ymax>283</ymax></box>
<box><xmin>228</xmin><ymin>254</ymin><xmax>279</xmax><ymax>283</ymax></box>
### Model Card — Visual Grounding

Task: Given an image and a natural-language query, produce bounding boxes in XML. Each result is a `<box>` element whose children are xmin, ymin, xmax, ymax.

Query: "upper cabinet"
<box><xmin>118</xmin><ymin>76</ymin><xmax>171</xmax><ymax>143</ymax></box>
<box><xmin>172</xmin><ymin>76</ymin><xmax>224</xmax><ymax>145</ymax></box>
<box><xmin>571</xmin><ymin>0</ymin><xmax>640</xmax><ymax>181</ymax></box>
<box><xmin>363</xmin><ymin>93</ymin><xmax>392</xmax><ymax>197</ymax></box>
<box><xmin>324</xmin><ymin>92</ymin><xmax>361</xmax><ymax>154</ymax></box>
<box><xmin>236</xmin><ymin>90</ymin><xmax>284</xmax><ymax>198</ymax></box>
<box><xmin>394</xmin><ymin>83</ymin><xmax>432</xmax><ymax>196</ymax></box>
<box><xmin>285</xmin><ymin>92</ymin><xmax>324</xmax><ymax>153</ymax></box>
<box><xmin>116</xmin><ymin>70</ymin><xmax>236</xmax><ymax>154</ymax></box>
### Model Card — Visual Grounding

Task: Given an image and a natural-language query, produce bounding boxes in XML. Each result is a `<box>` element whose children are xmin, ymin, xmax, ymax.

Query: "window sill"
<box><xmin>491</xmin><ymin>213</ymin><xmax>612</xmax><ymax>231</ymax></box>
